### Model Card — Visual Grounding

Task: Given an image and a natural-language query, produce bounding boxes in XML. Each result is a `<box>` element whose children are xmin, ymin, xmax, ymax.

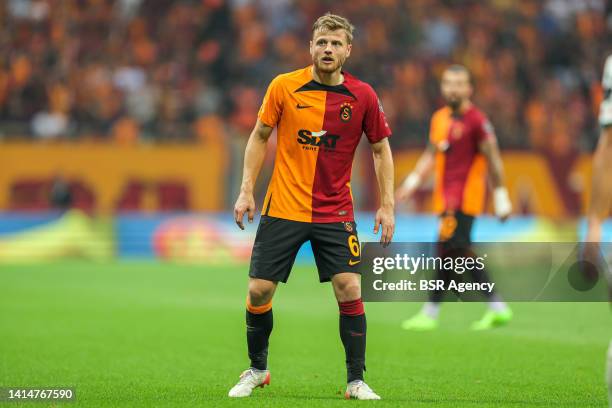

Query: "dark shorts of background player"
<box><xmin>249</xmin><ymin>215</ymin><xmax>361</xmax><ymax>283</ymax></box>
<box><xmin>431</xmin><ymin>209</ymin><xmax>497</xmax><ymax>302</ymax></box>
<box><xmin>437</xmin><ymin>210</ymin><xmax>474</xmax><ymax>248</ymax></box>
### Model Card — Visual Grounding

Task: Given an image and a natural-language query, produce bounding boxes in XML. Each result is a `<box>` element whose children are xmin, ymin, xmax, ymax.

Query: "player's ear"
<box><xmin>346</xmin><ymin>43</ymin><xmax>352</xmax><ymax>58</ymax></box>
<box><xmin>309</xmin><ymin>40</ymin><xmax>314</xmax><ymax>55</ymax></box>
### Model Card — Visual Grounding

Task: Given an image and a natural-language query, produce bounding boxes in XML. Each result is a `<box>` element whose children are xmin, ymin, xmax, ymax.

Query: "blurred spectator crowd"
<box><xmin>1</xmin><ymin>0</ymin><xmax>611</xmax><ymax>152</ymax></box>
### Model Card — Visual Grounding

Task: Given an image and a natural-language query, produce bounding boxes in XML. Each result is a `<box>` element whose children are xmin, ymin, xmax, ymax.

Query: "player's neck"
<box><xmin>311</xmin><ymin>66</ymin><xmax>344</xmax><ymax>86</ymax></box>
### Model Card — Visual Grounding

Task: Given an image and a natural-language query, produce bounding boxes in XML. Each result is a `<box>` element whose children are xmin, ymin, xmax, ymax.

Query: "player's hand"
<box><xmin>234</xmin><ymin>191</ymin><xmax>256</xmax><ymax>230</ymax></box>
<box><xmin>493</xmin><ymin>187</ymin><xmax>512</xmax><ymax>222</ymax></box>
<box><xmin>497</xmin><ymin>211</ymin><xmax>510</xmax><ymax>223</ymax></box>
<box><xmin>585</xmin><ymin>216</ymin><xmax>602</xmax><ymax>243</ymax></box>
<box><xmin>374</xmin><ymin>206</ymin><xmax>395</xmax><ymax>247</ymax></box>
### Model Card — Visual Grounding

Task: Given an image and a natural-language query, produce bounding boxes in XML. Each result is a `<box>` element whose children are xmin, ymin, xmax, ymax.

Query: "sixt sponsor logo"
<box><xmin>297</xmin><ymin>130</ymin><xmax>340</xmax><ymax>151</ymax></box>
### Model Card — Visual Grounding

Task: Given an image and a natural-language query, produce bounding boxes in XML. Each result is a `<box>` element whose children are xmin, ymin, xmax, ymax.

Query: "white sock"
<box><xmin>488</xmin><ymin>301</ymin><xmax>507</xmax><ymax>312</ymax></box>
<box><xmin>422</xmin><ymin>302</ymin><xmax>440</xmax><ymax>319</ymax></box>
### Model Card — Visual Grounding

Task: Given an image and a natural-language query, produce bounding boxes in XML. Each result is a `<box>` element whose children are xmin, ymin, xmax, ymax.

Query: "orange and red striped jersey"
<box><xmin>258</xmin><ymin>66</ymin><xmax>391</xmax><ymax>223</ymax></box>
<box><xmin>429</xmin><ymin>105</ymin><xmax>494</xmax><ymax>216</ymax></box>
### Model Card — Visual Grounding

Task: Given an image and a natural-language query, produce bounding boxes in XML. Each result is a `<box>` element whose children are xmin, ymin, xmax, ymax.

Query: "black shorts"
<box><xmin>437</xmin><ymin>210</ymin><xmax>474</xmax><ymax>247</ymax></box>
<box><xmin>249</xmin><ymin>216</ymin><xmax>361</xmax><ymax>283</ymax></box>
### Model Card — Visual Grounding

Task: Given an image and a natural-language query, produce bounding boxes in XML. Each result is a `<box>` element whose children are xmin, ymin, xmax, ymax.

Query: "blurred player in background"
<box><xmin>586</xmin><ymin>55</ymin><xmax>612</xmax><ymax>407</ymax></box>
<box><xmin>396</xmin><ymin>65</ymin><xmax>513</xmax><ymax>331</ymax></box>
<box><xmin>587</xmin><ymin>55</ymin><xmax>612</xmax><ymax>246</ymax></box>
<box><xmin>230</xmin><ymin>13</ymin><xmax>394</xmax><ymax>400</ymax></box>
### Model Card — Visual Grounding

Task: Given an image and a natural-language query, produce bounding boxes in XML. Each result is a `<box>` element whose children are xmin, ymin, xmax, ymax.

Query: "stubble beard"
<box><xmin>314</xmin><ymin>56</ymin><xmax>343</xmax><ymax>75</ymax></box>
<box><xmin>446</xmin><ymin>97</ymin><xmax>463</xmax><ymax>112</ymax></box>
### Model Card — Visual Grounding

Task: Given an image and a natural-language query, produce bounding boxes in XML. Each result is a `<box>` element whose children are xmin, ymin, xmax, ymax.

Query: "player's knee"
<box><xmin>248</xmin><ymin>288</ymin><xmax>272</xmax><ymax>305</ymax></box>
<box><xmin>335</xmin><ymin>281</ymin><xmax>361</xmax><ymax>302</ymax></box>
<box><xmin>248</xmin><ymin>280</ymin><xmax>275</xmax><ymax>306</ymax></box>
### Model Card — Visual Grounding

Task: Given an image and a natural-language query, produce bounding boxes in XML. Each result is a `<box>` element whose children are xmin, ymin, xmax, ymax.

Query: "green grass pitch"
<box><xmin>1</xmin><ymin>261</ymin><xmax>611</xmax><ymax>407</ymax></box>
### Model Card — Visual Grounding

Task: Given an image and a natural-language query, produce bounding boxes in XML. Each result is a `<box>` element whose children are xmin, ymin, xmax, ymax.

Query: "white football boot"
<box><xmin>228</xmin><ymin>368</ymin><xmax>270</xmax><ymax>397</ymax></box>
<box><xmin>344</xmin><ymin>380</ymin><xmax>381</xmax><ymax>400</ymax></box>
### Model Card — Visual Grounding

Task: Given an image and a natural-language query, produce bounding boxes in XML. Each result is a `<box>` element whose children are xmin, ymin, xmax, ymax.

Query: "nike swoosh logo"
<box><xmin>348</xmin><ymin>259</ymin><xmax>361</xmax><ymax>266</ymax></box>
<box><xmin>296</xmin><ymin>103</ymin><xmax>313</xmax><ymax>109</ymax></box>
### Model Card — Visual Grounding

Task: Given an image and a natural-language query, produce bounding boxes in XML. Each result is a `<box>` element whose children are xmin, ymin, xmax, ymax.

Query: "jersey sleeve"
<box><xmin>428</xmin><ymin>108</ymin><xmax>451</xmax><ymax>148</ymax></box>
<box><xmin>474</xmin><ymin>114</ymin><xmax>496</xmax><ymax>144</ymax></box>
<box><xmin>258</xmin><ymin>76</ymin><xmax>284</xmax><ymax>127</ymax></box>
<box><xmin>428</xmin><ymin>115</ymin><xmax>436</xmax><ymax>144</ymax></box>
<box><xmin>599</xmin><ymin>55</ymin><xmax>612</xmax><ymax>127</ymax></box>
<box><xmin>363</xmin><ymin>87</ymin><xmax>392</xmax><ymax>143</ymax></box>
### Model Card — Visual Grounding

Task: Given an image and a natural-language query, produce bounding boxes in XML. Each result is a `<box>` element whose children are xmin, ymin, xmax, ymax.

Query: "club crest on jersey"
<box><xmin>340</xmin><ymin>102</ymin><xmax>353</xmax><ymax>123</ymax></box>
<box><xmin>343</xmin><ymin>222</ymin><xmax>353</xmax><ymax>232</ymax></box>
<box><xmin>451</xmin><ymin>123</ymin><xmax>464</xmax><ymax>140</ymax></box>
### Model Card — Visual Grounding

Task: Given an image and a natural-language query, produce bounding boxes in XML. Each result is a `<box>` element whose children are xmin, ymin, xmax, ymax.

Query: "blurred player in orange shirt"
<box><xmin>396</xmin><ymin>65</ymin><xmax>513</xmax><ymax>331</ymax></box>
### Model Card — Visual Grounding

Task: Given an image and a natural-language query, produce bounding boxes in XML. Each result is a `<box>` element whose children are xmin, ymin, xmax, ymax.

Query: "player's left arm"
<box><xmin>479</xmin><ymin>136</ymin><xmax>512</xmax><ymax>221</ymax></box>
<box><xmin>586</xmin><ymin>126</ymin><xmax>612</xmax><ymax>242</ymax></box>
<box><xmin>371</xmin><ymin>138</ymin><xmax>395</xmax><ymax>246</ymax></box>
<box><xmin>583</xmin><ymin>127</ymin><xmax>612</xmax><ymax>297</ymax></box>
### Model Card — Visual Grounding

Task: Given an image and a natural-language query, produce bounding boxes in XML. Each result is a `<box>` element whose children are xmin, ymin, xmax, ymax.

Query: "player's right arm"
<box><xmin>235</xmin><ymin>75</ymin><xmax>284</xmax><ymax>230</ymax></box>
<box><xmin>395</xmin><ymin>143</ymin><xmax>435</xmax><ymax>203</ymax></box>
<box><xmin>234</xmin><ymin>119</ymin><xmax>274</xmax><ymax>230</ymax></box>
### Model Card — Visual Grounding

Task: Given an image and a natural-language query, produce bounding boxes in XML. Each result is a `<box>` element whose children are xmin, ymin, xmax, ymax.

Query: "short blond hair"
<box><xmin>312</xmin><ymin>13</ymin><xmax>354</xmax><ymax>44</ymax></box>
